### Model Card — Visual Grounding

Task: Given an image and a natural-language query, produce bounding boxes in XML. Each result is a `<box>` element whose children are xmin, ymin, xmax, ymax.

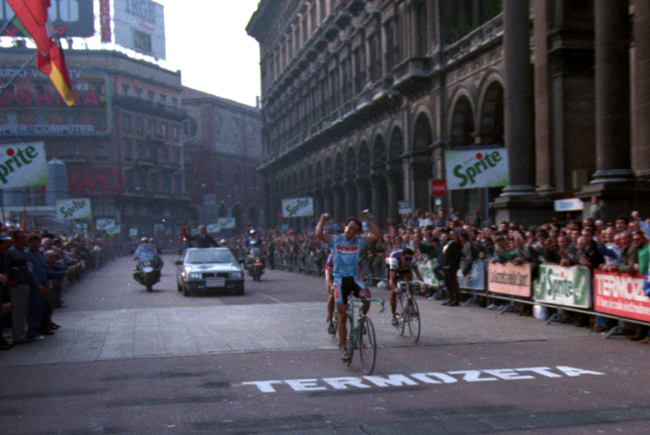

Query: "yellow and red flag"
<box><xmin>6</xmin><ymin>0</ymin><xmax>75</xmax><ymax>106</ymax></box>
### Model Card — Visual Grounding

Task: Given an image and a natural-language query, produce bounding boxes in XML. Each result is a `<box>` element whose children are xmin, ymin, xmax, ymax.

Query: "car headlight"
<box><xmin>229</xmin><ymin>271</ymin><xmax>242</xmax><ymax>279</ymax></box>
<box><xmin>188</xmin><ymin>272</ymin><xmax>202</xmax><ymax>279</ymax></box>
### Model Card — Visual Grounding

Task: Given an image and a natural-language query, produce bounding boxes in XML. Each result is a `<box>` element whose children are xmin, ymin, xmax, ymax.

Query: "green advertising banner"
<box><xmin>56</xmin><ymin>198</ymin><xmax>92</xmax><ymax>220</ymax></box>
<box><xmin>418</xmin><ymin>259</ymin><xmax>440</xmax><ymax>287</ymax></box>
<box><xmin>444</xmin><ymin>147</ymin><xmax>510</xmax><ymax>190</ymax></box>
<box><xmin>0</xmin><ymin>141</ymin><xmax>49</xmax><ymax>189</ymax></box>
<box><xmin>534</xmin><ymin>264</ymin><xmax>591</xmax><ymax>308</ymax></box>
<box><xmin>281</xmin><ymin>197</ymin><xmax>314</xmax><ymax>218</ymax></box>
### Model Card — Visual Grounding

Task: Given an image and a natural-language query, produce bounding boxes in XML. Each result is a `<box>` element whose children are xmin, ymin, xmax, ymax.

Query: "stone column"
<box><xmin>344</xmin><ymin>181</ymin><xmax>357</xmax><ymax>218</ymax></box>
<box><xmin>371</xmin><ymin>175</ymin><xmax>385</xmax><ymax>228</ymax></box>
<box><xmin>592</xmin><ymin>0</ymin><xmax>633</xmax><ymax>183</ymax></box>
<box><xmin>386</xmin><ymin>170</ymin><xmax>400</xmax><ymax>226</ymax></box>
<box><xmin>634</xmin><ymin>0</ymin><xmax>650</xmax><ymax>178</ymax></box>
<box><xmin>357</xmin><ymin>178</ymin><xmax>370</xmax><ymax>213</ymax></box>
<box><xmin>533</xmin><ymin>0</ymin><xmax>553</xmax><ymax>192</ymax></box>
<box><xmin>501</xmin><ymin>0</ymin><xmax>536</xmax><ymax>195</ymax></box>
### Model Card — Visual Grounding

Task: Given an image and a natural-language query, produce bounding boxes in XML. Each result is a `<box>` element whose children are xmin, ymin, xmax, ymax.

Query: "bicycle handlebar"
<box><xmin>348</xmin><ymin>297</ymin><xmax>386</xmax><ymax>313</ymax></box>
<box><xmin>396</xmin><ymin>280</ymin><xmax>425</xmax><ymax>290</ymax></box>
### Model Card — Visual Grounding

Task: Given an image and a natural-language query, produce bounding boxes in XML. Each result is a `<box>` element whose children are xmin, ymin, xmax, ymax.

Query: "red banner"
<box><xmin>67</xmin><ymin>167</ymin><xmax>124</xmax><ymax>196</ymax></box>
<box><xmin>593</xmin><ymin>270</ymin><xmax>650</xmax><ymax>323</ymax></box>
<box><xmin>100</xmin><ymin>0</ymin><xmax>111</xmax><ymax>42</ymax></box>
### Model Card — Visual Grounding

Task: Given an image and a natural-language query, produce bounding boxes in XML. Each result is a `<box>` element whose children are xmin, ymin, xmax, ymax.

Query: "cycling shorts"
<box><xmin>332</xmin><ymin>276</ymin><xmax>367</xmax><ymax>306</ymax></box>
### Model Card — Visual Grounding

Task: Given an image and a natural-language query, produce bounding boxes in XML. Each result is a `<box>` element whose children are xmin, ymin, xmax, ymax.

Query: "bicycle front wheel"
<box><xmin>358</xmin><ymin>316</ymin><xmax>377</xmax><ymax>375</ymax></box>
<box><xmin>406</xmin><ymin>296</ymin><xmax>421</xmax><ymax>342</ymax></box>
<box><xmin>397</xmin><ymin>292</ymin><xmax>406</xmax><ymax>336</ymax></box>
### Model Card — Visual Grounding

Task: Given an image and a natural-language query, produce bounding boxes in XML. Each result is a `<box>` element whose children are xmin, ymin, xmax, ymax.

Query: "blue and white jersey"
<box><xmin>328</xmin><ymin>234</ymin><xmax>365</xmax><ymax>277</ymax></box>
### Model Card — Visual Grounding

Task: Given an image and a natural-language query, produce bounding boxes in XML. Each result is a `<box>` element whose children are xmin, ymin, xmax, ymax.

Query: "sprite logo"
<box><xmin>0</xmin><ymin>145</ymin><xmax>39</xmax><ymax>185</ymax></box>
<box><xmin>60</xmin><ymin>200</ymin><xmax>88</xmax><ymax>219</ymax></box>
<box><xmin>285</xmin><ymin>198</ymin><xmax>311</xmax><ymax>217</ymax></box>
<box><xmin>534</xmin><ymin>266</ymin><xmax>590</xmax><ymax>307</ymax></box>
<box><xmin>453</xmin><ymin>151</ymin><xmax>503</xmax><ymax>188</ymax></box>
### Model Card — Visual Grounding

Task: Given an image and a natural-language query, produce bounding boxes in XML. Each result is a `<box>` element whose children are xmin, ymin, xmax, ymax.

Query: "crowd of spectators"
<box><xmin>223</xmin><ymin>205</ymin><xmax>650</xmax><ymax>344</ymax></box>
<box><xmin>0</xmin><ymin>224</ymin><xmax>122</xmax><ymax>351</ymax></box>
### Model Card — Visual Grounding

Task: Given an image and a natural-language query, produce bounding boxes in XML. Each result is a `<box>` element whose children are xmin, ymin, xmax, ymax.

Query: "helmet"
<box><xmin>220</xmin><ymin>239</ymin><xmax>227</xmax><ymax>245</ymax></box>
<box><xmin>250</xmin><ymin>229</ymin><xmax>256</xmax><ymax>235</ymax></box>
<box><xmin>149</xmin><ymin>238</ymin><xmax>154</xmax><ymax>243</ymax></box>
<box><xmin>141</xmin><ymin>237</ymin><xmax>148</xmax><ymax>243</ymax></box>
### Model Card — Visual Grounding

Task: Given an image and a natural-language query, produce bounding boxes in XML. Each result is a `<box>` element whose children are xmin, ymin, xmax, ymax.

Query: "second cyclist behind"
<box><xmin>386</xmin><ymin>247</ymin><xmax>425</xmax><ymax>325</ymax></box>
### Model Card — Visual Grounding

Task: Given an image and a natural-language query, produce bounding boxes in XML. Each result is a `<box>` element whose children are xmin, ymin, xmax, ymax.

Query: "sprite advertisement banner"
<box><xmin>0</xmin><ymin>141</ymin><xmax>49</xmax><ymax>188</ymax></box>
<box><xmin>206</xmin><ymin>218</ymin><xmax>236</xmax><ymax>234</ymax></box>
<box><xmin>418</xmin><ymin>259</ymin><xmax>440</xmax><ymax>287</ymax></box>
<box><xmin>445</xmin><ymin>147</ymin><xmax>509</xmax><ymax>190</ymax></box>
<box><xmin>281</xmin><ymin>197</ymin><xmax>314</xmax><ymax>218</ymax></box>
<box><xmin>534</xmin><ymin>264</ymin><xmax>591</xmax><ymax>308</ymax></box>
<box><xmin>56</xmin><ymin>198</ymin><xmax>92</xmax><ymax>220</ymax></box>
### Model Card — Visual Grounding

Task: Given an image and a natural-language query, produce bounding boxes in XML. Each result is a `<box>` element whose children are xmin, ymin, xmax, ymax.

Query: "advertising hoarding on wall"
<box><xmin>281</xmin><ymin>197</ymin><xmax>314</xmax><ymax>218</ymax></box>
<box><xmin>56</xmin><ymin>198</ymin><xmax>92</xmax><ymax>220</ymax></box>
<box><xmin>113</xmin><ymin>0</ymin><xmax>166</xmax><ymax>60</ymax></box>
<box><xmin>445</xmin><ymin>147</ymin><xmax>510</xmax><ymax>190</ymax></box>
<box><xmin>0</xmin><ymin>0</ymin><xmax>94</xmax><ymax>37</ymax></box>
<box><xmin>0</xmin><ymin>141</ymin><xmax>49</xmax><ymax>189</ymax></box>
<box><xmin>0</xmin><ymin>71</ymin><xmax>111</xmax><ymax>137</ymax></box>
<box><xmin>487</xmin><ymin>261</ymin><xmax>532</xmax><ymax>297</ymax></box>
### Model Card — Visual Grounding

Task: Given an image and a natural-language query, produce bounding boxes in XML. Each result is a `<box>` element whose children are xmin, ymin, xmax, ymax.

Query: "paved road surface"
<box><xmin>2</xmin><ymin>254</ymin><xmax>650</xmax><ymax>434</ymax></box>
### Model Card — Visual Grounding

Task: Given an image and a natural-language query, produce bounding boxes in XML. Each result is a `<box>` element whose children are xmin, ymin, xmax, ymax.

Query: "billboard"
<box><xmin>445</xmin><ymin>147</ymin><xmax>510</xmax><ymax>190</ymax></box>
<box><xmin>0</xmin><ymin>71</ymin><xmax>111</xmax><ymax>137</ymax></box>
<box><xmin>0</xmin><ymin>0</ymin><xmax>94</xmax><ymax>37</ymax></box>
<box><xmin>67</xmin><ymin>167</ymin><xmax>124</xmax><ymax>196</ymax></box>
<box><xmin>0</xmin><ymin>141</ymin><xmax>49</xmax><ymax>189</ymax></box>
<box><xmin>113</xmin><ymin>0</ymin><xmax>166</xmax><ymax>60</ymax></box>
<box><xmin>281</xmin><ymin>197</ymin><xmax>314</xmax><ymax>218</ymax></box>
<box><xmin>56</xmin><ymin>198</ymin><xmax>92</xmax><ymax>220</ymax></box>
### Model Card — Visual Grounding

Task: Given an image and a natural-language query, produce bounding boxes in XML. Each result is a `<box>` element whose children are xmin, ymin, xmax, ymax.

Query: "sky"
<box><xmin>157</xmin><ymin>0</ymin><xmax>262</xmax><ymax>107</ymax></box>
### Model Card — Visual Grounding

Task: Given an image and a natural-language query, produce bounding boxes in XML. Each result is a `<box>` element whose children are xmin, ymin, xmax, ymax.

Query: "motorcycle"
<box><xmin>246</xmin><ymin>254</ymin><xmax>265</xmax><ymax>282</ymax></box>
<box><xmin>133</xmin><ymin>253</ymin><xmax>162</xmax><ymax>292</ymax></box>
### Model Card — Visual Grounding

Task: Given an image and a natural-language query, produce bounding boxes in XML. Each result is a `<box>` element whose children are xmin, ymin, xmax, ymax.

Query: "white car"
<box><xmin>176</xmin><ymin>248</ymin><xmax>244</xmax><ymax>296</ymax></box>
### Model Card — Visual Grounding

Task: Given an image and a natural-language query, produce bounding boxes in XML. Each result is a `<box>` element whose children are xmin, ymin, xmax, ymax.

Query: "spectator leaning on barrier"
<box><xmin>608</xmin><ymin>231</ymin><xmax>636</xmax><ymax>274</ymax></box>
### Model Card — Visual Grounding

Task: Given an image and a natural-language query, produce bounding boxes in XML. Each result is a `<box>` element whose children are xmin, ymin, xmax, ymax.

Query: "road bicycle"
<box><xmin>394</xmin><ymin>280</ymin><xmax>424</xmax><ymax>342</ymax></box>
<box><xmin>344</xmin><ymin>297</ymin><xmax>385</xmax><ymax>375</ymax></box>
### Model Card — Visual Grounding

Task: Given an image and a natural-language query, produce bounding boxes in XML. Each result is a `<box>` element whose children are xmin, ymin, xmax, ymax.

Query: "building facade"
<box><xmin>0</xmin><ymin>47</ymin><xmax>190</xmax><ymax>240</ymax></box>
<box><xmin>247</xmin><ymin>0</ymin><xmax>650</xmax><ymax>229</ymax></box>
<box><xmin>181</xmin><ymin>88</ymin><xmax>264</xmax><ymax>232</ymax></box>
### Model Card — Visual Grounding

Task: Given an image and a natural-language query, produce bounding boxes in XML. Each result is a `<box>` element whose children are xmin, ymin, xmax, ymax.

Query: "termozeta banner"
<box><xmin>281</xmin><ymin>197</ymin><xmax>314</xmax><ymax>218</ymax></box>
<box><xmin>444</xmin><ymin>147</ymin><xmax>510</xmax><ymax>190</ymax></box>
<box><xmin>534</xmin><ymin>264</ymin><xmax>591</xmax><ymax>308</ymax></box>
<box><xmin>56</xmin><ymin>198</ymin><xmax>92</xmax><ymax>220</ymax></box>
<box><xmin>0</xmin><ymin>142</ymin><xmax>49</xmax><ymax>188</ymax></box>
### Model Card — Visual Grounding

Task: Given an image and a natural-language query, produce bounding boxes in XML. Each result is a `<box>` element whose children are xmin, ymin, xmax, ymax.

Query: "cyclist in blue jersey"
<box><xmin>316</xmin><ymin>211</ymin><xmax>381</xmax><ymax>363</ymax></box>
<box><xmin>386</xmin><ymin>247</ymin><xmax>424</xmax><ymax>325</ymax></box>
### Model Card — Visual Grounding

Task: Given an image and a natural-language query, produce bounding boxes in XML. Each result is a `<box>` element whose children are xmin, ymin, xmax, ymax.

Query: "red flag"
<box><xmin>179</xmin><ymin>219</ymin><xmax>189</xmax><ymax>240</ymax></box>
<box><xmin>6</xmin><ymin>0</ymin><xmax>75</xmax><ymax>106</ymax></box>
<box><xmin>21</xmin><ymin>210</ymin><xmax>27</xmax><ymax>232</ymax></box>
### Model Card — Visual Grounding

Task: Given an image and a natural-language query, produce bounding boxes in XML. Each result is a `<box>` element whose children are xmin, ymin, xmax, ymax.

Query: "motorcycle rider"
<box><xmin>244</xmin><ymin>229</ymin><xmax>262</xmax><ymax>250</ymax></box>
<box><xmin>133</xmin><ymin>237</ymin><xmax>157</xmax><ymax>265</ymax></box>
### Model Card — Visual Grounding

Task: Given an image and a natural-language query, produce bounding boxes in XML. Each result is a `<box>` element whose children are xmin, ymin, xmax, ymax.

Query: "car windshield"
<box><xmin>186</xmin><ymin>249</ymin><xmax>235</xmax><ymax>264</ymax></box>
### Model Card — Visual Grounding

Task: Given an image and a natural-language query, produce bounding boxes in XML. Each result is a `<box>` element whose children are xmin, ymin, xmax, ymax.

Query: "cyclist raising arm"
<box><xmin>316</xmin><ymin>211</ymin><xmax>381</xmax><ymax>363</ymax></box>
<box><xmin>386</xmin><ymin>247</ymin><xmax>424</xmax><ymax>325</ymax></box>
